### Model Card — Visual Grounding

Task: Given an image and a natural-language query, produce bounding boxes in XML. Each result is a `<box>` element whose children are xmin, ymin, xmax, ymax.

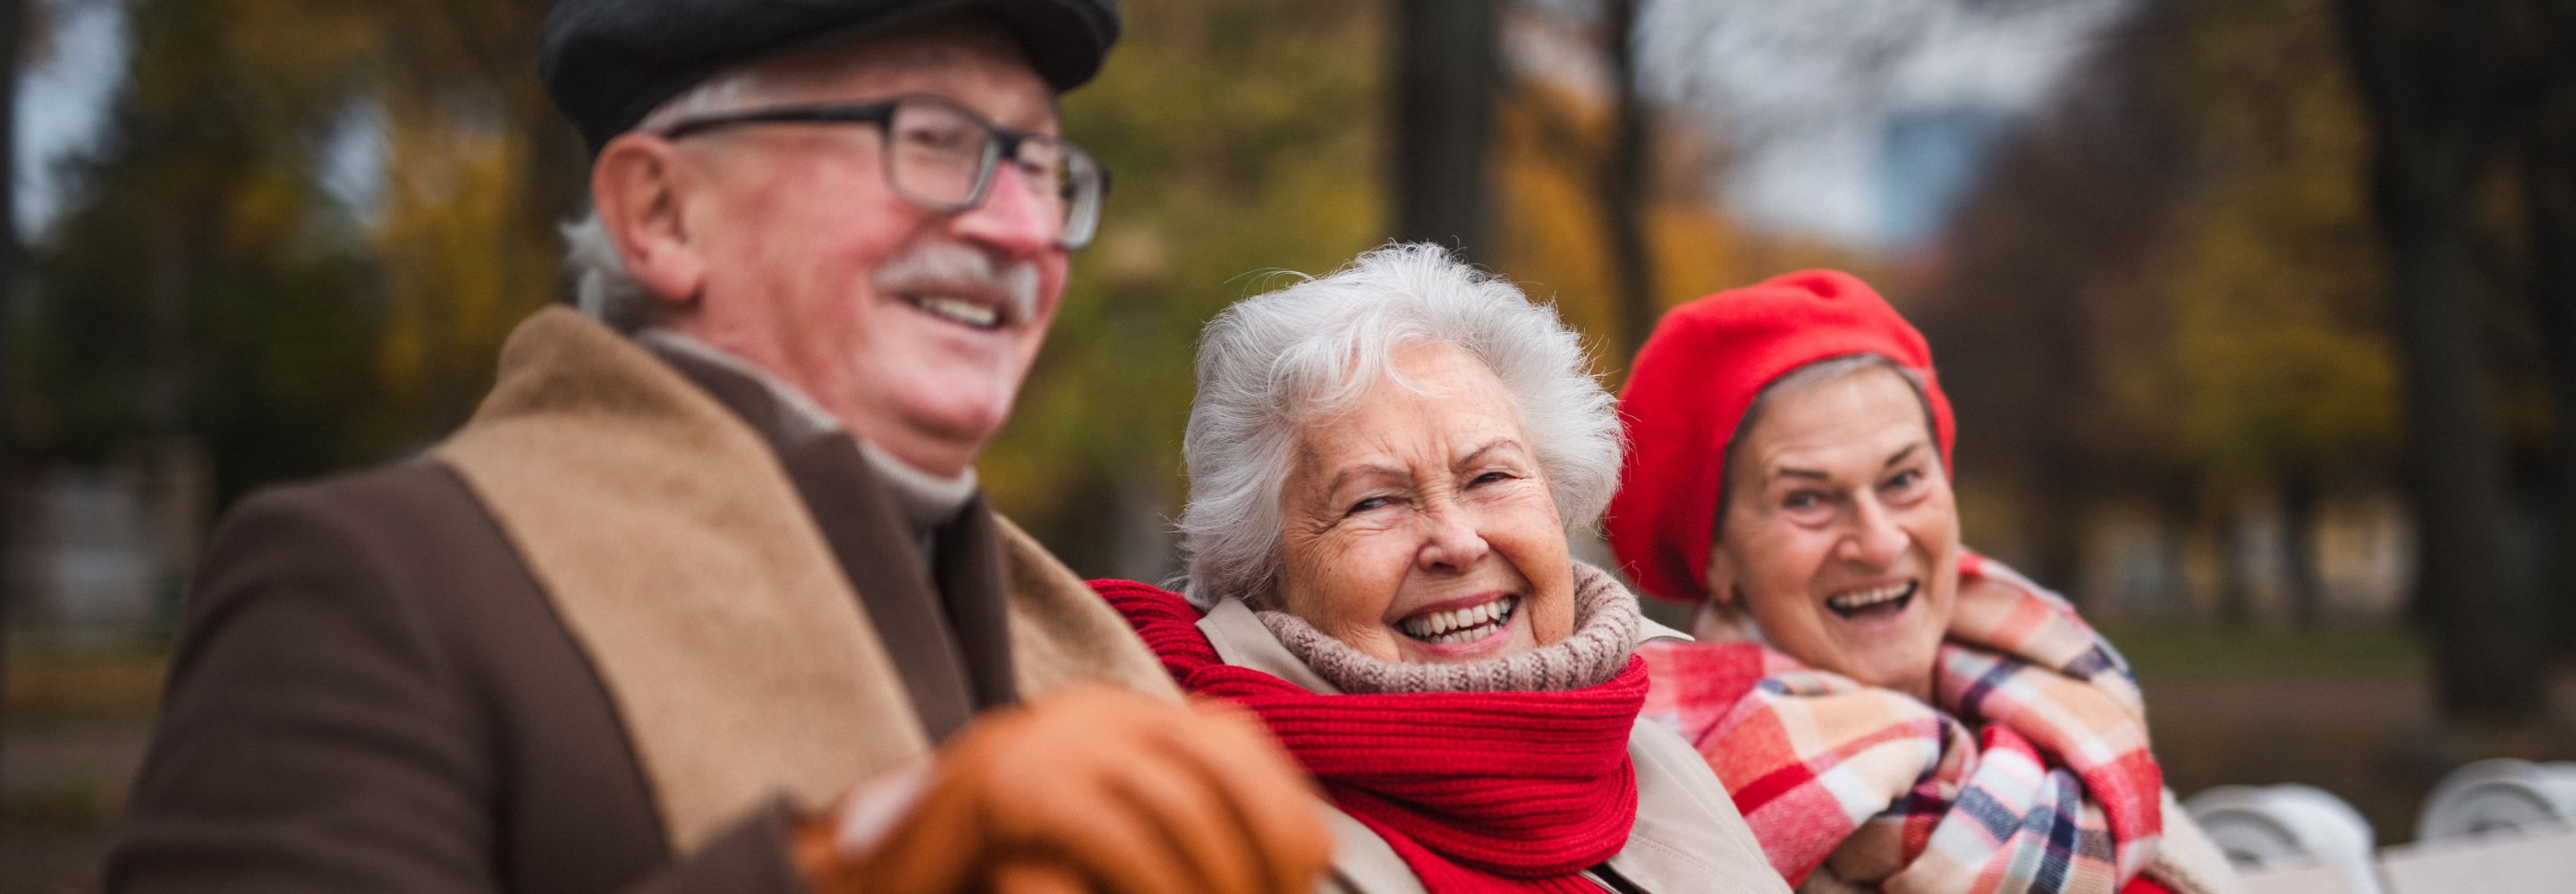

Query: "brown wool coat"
<box><xmin>107</xmin><ymin>308</ymin><xmax>1176</xmax><ymax>893</ymax></box>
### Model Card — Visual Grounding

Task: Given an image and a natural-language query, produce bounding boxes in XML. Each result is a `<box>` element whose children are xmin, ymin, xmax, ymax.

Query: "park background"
<box><xmin>4</xmin><ymin>0</ymin><xmax>2573</xmax><ymax>890</ymax></box>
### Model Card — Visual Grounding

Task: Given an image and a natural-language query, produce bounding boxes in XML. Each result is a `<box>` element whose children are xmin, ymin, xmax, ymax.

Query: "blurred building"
<box><xmin>1880</xmin><ymin>107</ymin><xmax>2015</xmax><ymax>253</ymax></box>
<box><xmin>2075</xmin><ymin>492</ymin><xmax>2415</xmax><ymax>624</ymax></box>
<box><xmin>4</xmin><ymin>444</ymin><xmax>205</xmax><ymax>646</ymax></box>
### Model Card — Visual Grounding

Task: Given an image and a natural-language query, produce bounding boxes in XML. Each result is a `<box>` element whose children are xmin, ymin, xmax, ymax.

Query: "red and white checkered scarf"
<box><xmin>1642</xmin><ymin>554</ymin><xmax>2165</xmax><ymax>893</ymax></box>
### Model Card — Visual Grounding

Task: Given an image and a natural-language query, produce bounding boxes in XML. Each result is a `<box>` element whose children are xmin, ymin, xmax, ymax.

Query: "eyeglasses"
<box><xmin>659</xmin><ymin>94</ymin><xmax>1109</xmax><ymax>250</ymax></box>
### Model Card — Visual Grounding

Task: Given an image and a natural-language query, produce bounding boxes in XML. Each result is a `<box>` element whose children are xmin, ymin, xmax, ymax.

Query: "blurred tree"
<box><xmin>1914</xmin><ymin>0</ymin><xmax>2199</xmax><ymax>599</ymax></box>
<box><xmin>997</xmin><ymin>0</ymin><xmax>1769</xmax><ymax>575</ymax></box>
<box><xmin>2515</xmin><ymin>0</ymin><xmax>2576</xmax><ymax>657</ymax></box>
<box><xmin>0</xmin><ymin>0</ymin><xmax>23</xmax><ymax>788</ymax></box>
<box><xmin>1389</xmin><ymin>0</ymin><xmax>1500</xmax><ymax>260</ymax></box>
<box><xmin>1494</xmin><ymin>72</ymin><xmax>1761</xmax><ymax>382</ymax></box>
<box><xmin>24</xmin><ymin>0</ymin><xmax>1383</xmax><ymax>587</ymax></box>
<box><xmin>1495</xmin><ymin>0</ymin><xmax>1801</xmax><ymax>384</ymax></box>
<box><xmin>1594</xmin><ymin>0</ymin><xmax>1653</xmax><ymax>361</ymax></box>
<box><xmin>23</xmin><ymin>0</ymin><xmax>570</xmax><ymax>510</ymax></box>
<box><xmin>380</xmin><ymin>0</ymin><xmax>572</xmax><ymax>440</ymax></box>
<box><xmin>2159</xmin><ymin>0</ymin><xmax>2394</xmax><ymax>628</ymax></box>
<box><xmin>1509</xmin><ymin>0</ymin><xmax>1659</xmax><ymax>362</ymax></box>
<box><xmin>367</xmin><ymin>0</ymin><xmax>580</xmax><ymax>437</ymax></box>
<box><xmin>28</xmin><ymin>0</ymin><xmax>387</xmax><ymax>504</ymax></box>
<box><xmin>985</xmin><ymin>0</ymin><xmax>1387</xmax><ymax>579</ymax></box>
<box><xmin>2336</xmin><ymin>0</ymin><xmax>2546</xmax><ymax>719</ymax></box>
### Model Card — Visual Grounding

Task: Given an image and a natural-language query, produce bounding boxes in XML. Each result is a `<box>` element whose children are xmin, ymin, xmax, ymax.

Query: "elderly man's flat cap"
<box><xmin>541</xmin><ymin>0</ymin><xmax>1121</xmax><ymax>154</ymax></box>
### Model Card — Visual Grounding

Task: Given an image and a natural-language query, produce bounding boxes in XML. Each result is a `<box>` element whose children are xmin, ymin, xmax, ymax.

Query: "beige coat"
<box><xmin>1195</xmin><ymin>599</ymin><xmax>1795</xmax><ymax>894</ymax></box>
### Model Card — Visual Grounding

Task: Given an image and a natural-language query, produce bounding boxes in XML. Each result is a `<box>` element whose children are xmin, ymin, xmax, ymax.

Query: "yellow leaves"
<box><xmin>219</xmin><ymin>169</ymin><xmax>306</xmax><ymax>259</ymax></box>
<box><xmin>218</xmin><ymin>0</ymin><xmax>375</xmax><ymax>81</ymax></box>
<box><xmin>982</xmin><ymin>0</ymin><xmax>1391</xmax><ymax>523</ymax></box>
<box><xmin>366</xmin><ymin>93</ymin><xmax>549</xmax><ymax>413</ymax></box>
<box><xmin>2164</xmin><ymin>157</ymin><xmax>2392</xmax><ymax>474</ymax></box>
<box><xmin>1487</xmin><ymin>78</ymin><xmax>1866</xmax><ymax>374</ymax></box>
<box><xmin>2128</xmin><ymin>0</ymin><xmax>2402</xmax><ymax>481</ymax></box>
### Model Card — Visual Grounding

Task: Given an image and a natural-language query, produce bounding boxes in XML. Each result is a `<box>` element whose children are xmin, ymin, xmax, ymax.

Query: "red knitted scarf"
<box><xmin>1095</xmin><ymin>580</ymin><xmax>1646</xmax><ymax>894</ymax></box>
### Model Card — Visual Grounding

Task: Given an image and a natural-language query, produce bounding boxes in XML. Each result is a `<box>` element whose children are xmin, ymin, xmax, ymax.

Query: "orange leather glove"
<box><xmin>796</xmin><ymin>683</ymin><xmax>1333</xmax><ymax>894</ymax></box>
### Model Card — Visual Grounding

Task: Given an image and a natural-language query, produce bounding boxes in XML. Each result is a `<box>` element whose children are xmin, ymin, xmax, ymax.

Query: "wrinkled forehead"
<box><xmin>1727</xmin><ymin>361</ymin><xmax>1937</xmax><ymax>484</ymax></box>
<box><xmin>1289</xmin><ymin>343</ymin><xmax>1526</xmax><ymax>463</ymax></box>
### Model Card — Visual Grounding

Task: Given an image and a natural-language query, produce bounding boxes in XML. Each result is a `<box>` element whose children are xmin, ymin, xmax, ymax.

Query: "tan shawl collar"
<box><xmin>644</xmin><ymin>332</ymin><xmax>997</xmax><ymax>741</ymax></box>
<box><xmin>435</xmin><ymin>308</ymin><xmax>1175</xmax><ymax>856</ymax></box>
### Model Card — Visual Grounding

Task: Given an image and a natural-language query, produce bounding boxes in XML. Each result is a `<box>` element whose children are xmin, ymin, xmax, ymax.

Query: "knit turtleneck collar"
<box><xmin>1251</xmin><ymin>562</ymin><xmax>1646</xmax><ymax>694</ymax></box>
<box><xmin>855</xmin><ymin>438</ymin><xmax>979</xmax><ymax>537</ymax></box>
<box><xmin>637</xmin><ymin>328</ymin><xmax>978</xmax><ymax>537</ymax></box>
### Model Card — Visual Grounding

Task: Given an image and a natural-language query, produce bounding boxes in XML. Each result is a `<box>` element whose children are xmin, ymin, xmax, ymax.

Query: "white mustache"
<box><xmin>873</xmin><ymin>243</ymin><xmax>1041</xmax><ymax>325</ymax></box>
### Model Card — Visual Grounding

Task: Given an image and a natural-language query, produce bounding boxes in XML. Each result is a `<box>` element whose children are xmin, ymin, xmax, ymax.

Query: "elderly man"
<box><xmin>106</xmin><ymin>2</ymin><xmax>1327</xmax><ymax>892</ymax></box>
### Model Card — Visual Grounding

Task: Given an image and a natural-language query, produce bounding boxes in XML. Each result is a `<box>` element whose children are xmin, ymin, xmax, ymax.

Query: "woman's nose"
<box><xmin>1837</xmin><ymin>497</ymin><xmax>1907</xmax><ymax>567</ymax></box>
<box><xmin>1414</xmin><ymin>506</ymin><xmax>1491</xmax><ymax>572</ymax></box>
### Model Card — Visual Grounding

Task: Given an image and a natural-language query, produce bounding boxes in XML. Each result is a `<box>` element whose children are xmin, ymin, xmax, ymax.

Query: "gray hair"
<box><xmin>560</xmin><ymin>68</ymin><xmax>775</xmax><ymax>332</ymax></box>
<box><xmin>1177</xmin><ymin>243</ymin><xmax>1624</xmax><ymax>609</ymax></box>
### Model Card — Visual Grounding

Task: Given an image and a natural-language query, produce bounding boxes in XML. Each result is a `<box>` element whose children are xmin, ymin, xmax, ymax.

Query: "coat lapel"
<box><xmin>436</xmin><ymin>308</ymin><xmax>927</xmax><ymax>853</ymax></box>
<box><xmin>434</xmin><ymin>308</ymin><xmax>1174</xmax><ymax>856</ymax></box>
<box><xmin>931</xmin><ymin>495</ymin><xmax>1021</xmax><ymax>712</ymax></box>
<box><xmin>767</xmin><ymin>420</ymin><xmax>984</xmax><ymax>741</ymax></box>
<box><xmin>991</xmin><ymin>510</ymin><xmax>1182</xmax><ymax>702</ymax></box>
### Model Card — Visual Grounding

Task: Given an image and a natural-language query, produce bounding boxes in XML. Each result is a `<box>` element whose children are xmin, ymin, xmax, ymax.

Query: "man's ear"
<box><xmin>591</xmin><ymin>134</ymin><xmax>708</xmax><ymax>309</ymax></box>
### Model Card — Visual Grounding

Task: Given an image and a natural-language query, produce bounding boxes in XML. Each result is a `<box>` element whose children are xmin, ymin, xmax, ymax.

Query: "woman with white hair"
<box><xmin>1095</xmin><ymin>243</ymin><xmax>1791</xmax><ymax>893</ymax></box>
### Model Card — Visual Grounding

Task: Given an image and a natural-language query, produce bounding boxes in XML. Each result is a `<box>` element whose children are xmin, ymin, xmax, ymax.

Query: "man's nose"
<box><xmin>950</xmin><ymin>162</ymin><xmax>1059</xmax><ymax>257</ymax></box>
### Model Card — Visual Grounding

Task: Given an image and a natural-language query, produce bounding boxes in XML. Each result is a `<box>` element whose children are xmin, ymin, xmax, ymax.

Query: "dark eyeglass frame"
<box><xmin>657</xmin><ymin>94</ymin><xmax>1109</xmax><ymax>250</ymax></box>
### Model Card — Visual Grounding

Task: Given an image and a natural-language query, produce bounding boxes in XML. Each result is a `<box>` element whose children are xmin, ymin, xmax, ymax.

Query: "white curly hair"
<box><xmin>1176</xmin><ymin>243</ymin><xmax>1624</xmax><ymax>609</ymax></box>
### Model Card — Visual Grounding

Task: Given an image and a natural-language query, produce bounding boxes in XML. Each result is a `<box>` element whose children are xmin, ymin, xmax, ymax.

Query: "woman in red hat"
<box><xmin>1606</xmin><ymin>271</ymin><xmax>2241</xmax><ymax>894</ymax></box>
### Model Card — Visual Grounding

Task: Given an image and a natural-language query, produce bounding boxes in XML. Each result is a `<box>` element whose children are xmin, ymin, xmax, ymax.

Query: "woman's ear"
<box><xmin>590</xmin><ymin>133</ymin><xmax>708</xmax><ymax>311</ymax></box>
<box><xmin>1693</xmin><ymin>541</ymin><xmax>1750</xmax><ymax>641</ymax></box>
<box><xmin>1701</xmin><ymin>542</ymin><xmax>1738</xmax><ymax>610</ymax></box>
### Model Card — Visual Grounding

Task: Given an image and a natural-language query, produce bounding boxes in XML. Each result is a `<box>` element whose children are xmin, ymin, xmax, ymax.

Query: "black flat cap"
<box><xmin>541</xmin><ymin>0</ymin><xmax>1121</xmax><ymax>155</ymax></box>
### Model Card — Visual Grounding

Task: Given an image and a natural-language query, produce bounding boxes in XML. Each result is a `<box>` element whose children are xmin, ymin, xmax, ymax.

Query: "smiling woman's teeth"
<box><xmin>1825</xmin><ymin>581</ymin><xmax>1916</xmax><ymax>616</ymax></box>
<box><xmin>909</xmin><ymin>294</ymin><xmax>1001</xmax><ymax>328</ymax></box>
<box><xmin>1398</xmin><ymin>596</ymin><xmax>1517</xmax><ymax>644</ymax></box>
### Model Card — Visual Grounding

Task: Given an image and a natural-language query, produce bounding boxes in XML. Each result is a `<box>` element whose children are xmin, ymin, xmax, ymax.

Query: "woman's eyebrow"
<box><xmin>1767</xmin><ymin>443</ymin><xmax>1926</xmax><ymax>486</ymax></box>
<box><xmin>1325</xmin><ymin>464</ymin><xmax>1407</xmax><ymax>497</ymax></box>
<box><xmin>1456</xmin><ymin>438</ymin><xmax>1523</xmax><ymax>466</ymax></box>
<box><xmin>1883</xmin><ymin>443</ymin><xmax>1927</xmax><ymax>469</ymax></box>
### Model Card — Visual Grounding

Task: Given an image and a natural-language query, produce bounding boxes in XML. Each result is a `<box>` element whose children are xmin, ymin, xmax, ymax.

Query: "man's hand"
<box><xmin>798</xmin><ymin>684</ymin><xmax>1333</xmax><ymax>894</ymax></box>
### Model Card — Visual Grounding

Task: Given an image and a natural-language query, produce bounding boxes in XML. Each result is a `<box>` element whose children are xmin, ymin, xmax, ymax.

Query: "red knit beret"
<box><xmin>1605</xmin><ymin>269</ymin><xmax>1956</xmax><ymax>603</ymax></box>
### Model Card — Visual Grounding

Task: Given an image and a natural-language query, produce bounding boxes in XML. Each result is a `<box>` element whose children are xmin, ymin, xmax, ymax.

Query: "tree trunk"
<box><xmin>2027</xmin><ymin>278</ymin><xmax>2094</xmax><ymax>604</ymax></box>
<box><xmin>2521</xmin><ymin>0</ymin><xmax>2576</xmax><ymax>659</ymax></box>
<box><xmin>0</xmin><ymin>0</ymin><xmax>23</xmax><ymax>797</ymax></box>
<box><xmin>2381</xmin><ymin>166</ymin><xmax>2538</xmax><ymax>715</ymax></box>
<box><xmin>2337</xmin><ymin>0</ymin><xmax>2539</xmax><ymax>719</ymax></box>
<box><xmin>1597</xmin><ymin>0</ymin><xmax>1658</xmax><ymax>362</ymax></box>
<box><xmin>1389</xmin><ymin>0</ymin><xmax>1499</xmax><ymax>261</ymax></box>
<box><xmin>2210</xmin><ymin>491</ymin><xmax>2254</xmax><ymax>629</ymax></box>
<box><xmin>2281</xmin><ymin>470</ymin><xmax>2326</xmax><ymax>630</ymax></box>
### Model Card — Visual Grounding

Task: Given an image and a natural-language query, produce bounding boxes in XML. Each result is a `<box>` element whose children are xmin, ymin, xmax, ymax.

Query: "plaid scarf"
<box><xmin>1098</xmin><ymin>578</ymin><xmax>1647</xmax><ymax>893</ymax></box>
<box><xmin>1641</xmin><ymin>555</ymin><xmax>2163</xmax><ymax>893</ymax></box>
